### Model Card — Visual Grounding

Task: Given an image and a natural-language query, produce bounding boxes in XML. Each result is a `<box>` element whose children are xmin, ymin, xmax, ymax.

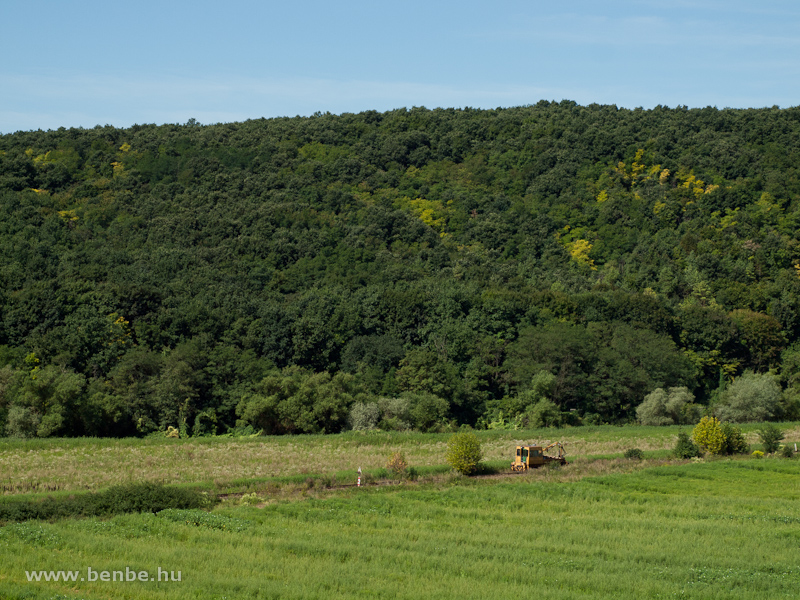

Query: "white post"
<box><xmin>357</xmin><ymin>467</ymin><xmax>362</xmax><ymax>487</ymax></box>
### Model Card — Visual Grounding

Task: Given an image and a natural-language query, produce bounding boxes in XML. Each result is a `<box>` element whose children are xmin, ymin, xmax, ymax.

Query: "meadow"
<box><xmin>1</xmin><ymin>424</ymin><xmax>793</xmax><ymax>494</ymax></box>
<box><xmin>1</xmin><ymin>425</ymin><xmax>799</xmax><ymax>599</ymax></box>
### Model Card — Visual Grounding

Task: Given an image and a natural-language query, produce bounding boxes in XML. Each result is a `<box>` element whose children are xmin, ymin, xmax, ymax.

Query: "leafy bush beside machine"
<box><xmin>511</xmin><ymin>442</ymin><xmax>568</xmax><ymax>471</ymax></box>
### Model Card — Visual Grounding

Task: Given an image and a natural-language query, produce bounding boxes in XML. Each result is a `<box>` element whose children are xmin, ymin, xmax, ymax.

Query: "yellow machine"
<box><xmin>511</xmin><ymin>442</ymin><xmax>567</xmax><ymax>471</ymax></box>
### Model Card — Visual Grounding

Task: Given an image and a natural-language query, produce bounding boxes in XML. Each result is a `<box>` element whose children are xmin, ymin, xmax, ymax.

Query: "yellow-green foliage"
<box><xmin>693</xmin><ymin>416</ymin><xmax>725</xmax><ymax>454</ymax></box>
<box><xmin>566</xmin><ymin>239</ymin><xmax>596</xmax><ymax>270</ymax></box>
<box><xmin>445</xmin><ymin>431</ymin><xmax>482</xmax><ymax>475</ymax></box>
<box><xmin>400</xmin><ymin>196</ymin><xmax>450</xmax><ymax>236</ymax></box>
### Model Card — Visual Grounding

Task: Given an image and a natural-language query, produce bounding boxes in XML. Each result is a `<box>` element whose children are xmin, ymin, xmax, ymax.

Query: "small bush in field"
<box><xmin>752</xmin><ymin>450</ymin><xmax>764</xmax><ymax>459</ymax></box>
<box><xmin>693</xmin><ymin>416</ymin><xmax>725</xmax><ymax>454</ymax></box>
<box><xmin>780</xmin><ymin>444</ymin><xmax>795</xmax><ymax>458</ymax></box>
<box><xmin>757</xmin><ymin>423</ymin><xmax>784</xmax><ymax>454</ymax></box>
<box><xmin>675</xmin><ymin>431</ymin><xmax>701</xmax><ymax>459</ymax></box>
<box><xmin>386</xmin><ymin>452</ymin><xmax>409</xmax><ymax>479</ymax></box>
<box><xmin>624</xmin><ymin>448</ymin><xmax>644</xmax><ymax>460</ymax></box>
<box><xmin>692</xmin><ymin>417</ymin><xmax>748</xmax><ymax>455</ymax></box>
<box><xmin>445</xmin><ymin>432</ymin><xmax>483</xmax><ymax>475</ymax></box>
<box><xmin>721</xmin><ymin>423</ymin><xmax>749</xmax><ymax>455</ymax></box>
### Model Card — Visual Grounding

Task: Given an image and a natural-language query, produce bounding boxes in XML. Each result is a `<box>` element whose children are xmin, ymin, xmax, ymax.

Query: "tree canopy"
<box><xmin>2</xmin><ymin>102</ymin><xmax>800</xmax><ymax>436</ymax></box>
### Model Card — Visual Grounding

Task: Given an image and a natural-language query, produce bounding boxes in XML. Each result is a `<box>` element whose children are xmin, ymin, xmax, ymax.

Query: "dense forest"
<box><xmin>2</xmin><ymin>101</ymin><xmax>800</xmax><ymax>438</ymax></box>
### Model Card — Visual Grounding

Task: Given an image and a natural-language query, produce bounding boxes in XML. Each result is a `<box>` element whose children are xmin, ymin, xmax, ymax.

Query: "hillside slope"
<box><xmin>2</xmin><ymin>102</ymin><xmax>800</xmax><ymax>436</ymax></box>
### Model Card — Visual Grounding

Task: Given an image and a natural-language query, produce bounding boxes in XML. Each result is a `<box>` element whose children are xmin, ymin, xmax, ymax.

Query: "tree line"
<box><xmin>1</xmin><ymin>101</ymin><xmax>800</xmax><ymax>437</ymax></box>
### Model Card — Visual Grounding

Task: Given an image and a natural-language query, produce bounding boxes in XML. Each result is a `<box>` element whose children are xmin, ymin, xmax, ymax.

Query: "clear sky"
<box><xmin>2</xmin><ymin>0</ymin><xmax>799</xmax><ymax>133</ymax></box>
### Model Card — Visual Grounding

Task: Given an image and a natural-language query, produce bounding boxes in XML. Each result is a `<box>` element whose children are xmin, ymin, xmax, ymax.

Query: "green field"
<box><xmin>1</xmin><ymin>427</ymin><xmax>799</xmax><ymax>599</ymax></box>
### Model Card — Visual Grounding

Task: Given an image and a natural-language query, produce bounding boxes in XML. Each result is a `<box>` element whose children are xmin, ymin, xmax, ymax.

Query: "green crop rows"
<box><xmin>2</xmin><ymin>457</ymin><xmax>799</xmax><ymax>599</ymax></box>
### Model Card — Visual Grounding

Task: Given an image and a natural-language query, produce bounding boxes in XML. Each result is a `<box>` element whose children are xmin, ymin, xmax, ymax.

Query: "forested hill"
<box><xmin>2</xmin><ymin>101</ymin><xmax>800</xmax><ymax>438</ymax></box>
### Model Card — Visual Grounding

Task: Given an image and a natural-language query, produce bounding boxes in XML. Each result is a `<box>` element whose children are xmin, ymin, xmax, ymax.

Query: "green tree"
<box><xmin>636</xmin><ymin>387</ymin><xmax>700</xmax><ymax>426</ymax></box>
<box><xmin>715</xmin><ymin>372</ymin><xmax>781</xmax><ymax>423</ymax></box>
<box><xmin>404</xmin><ymin>391</ymin><xmax>449</xmax><ymax>432</ymax></box>
<box><xmin>6</xmin><ymin>365</ymin><xmax>86</xmax><ymax>437</ymax></box>
<box><xmin>236</xmin><ymin>367</ymin><xmax>365</xmax><ymax>434</ymax></box>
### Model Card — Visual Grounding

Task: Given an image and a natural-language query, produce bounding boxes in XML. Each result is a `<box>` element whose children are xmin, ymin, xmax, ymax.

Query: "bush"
<box><xmin>752</xmin><ymin>450</ymin><xmax>764</xmax><ymax>459</ymax></box>
<box><xmin>386</xmin><ymin>452</ymin><xmax>409</xmax><ymax>479</ymax></box>
<box><xmin>692</xmin><ymin>417</ymin><xmax>748</xmax><ymax>455</ymax></box>
<box><xmin>720</xmin><ymin>423</ymin><xmax>748</xmax><ymax>455</ymax></box>
<box><xmin>624</xmin><ymin>448</ymin><xmax>644</xmax><ymax>460</ymax></box>
<box><xmin>715</xmin><ymin>372</ymin><xmax>781</xmax><ymax>423</ymax></box>
<box><xmin>757</xmin><ymin>423</ymin><xmax>784</xmax><ymax>453</ymax></box>
<box><xmin>0</xmin><ymin>483</ymin><xmax>209</xmax><ymax>523</ymax></box>
<box><xmin>693</xmin><ymin>416</ymin><xmax>725</xmax><ymax>454</ymax></box>
<box><xmin>780</xmin><ymin>444</ymin><xmax>795</xmax><ymax>458</ymax></box>
<box><xmin>674</xmin><ymin>431</ymin><xmax>701</xmax><ymax>459</ymax></box>
<box><xmin>636</xmin><ymin>387</ymin><xmax>700</xmax><ymax>426</ymax></box>
<box><xmin>445</xmin><ymin>432</ymin><xmax>483</xmax><ymax>475</ymax></box>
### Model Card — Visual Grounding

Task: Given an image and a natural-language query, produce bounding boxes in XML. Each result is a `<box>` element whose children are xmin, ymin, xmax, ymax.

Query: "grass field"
<box><xmin>2</xmin><ymin>424</ymin><xmax>795</xmax><ymax>494</ymax></box>
<box><xmin>1</xmin><ymin>425</ymin><xmax>799</xmax><ymax>599</ymax></box>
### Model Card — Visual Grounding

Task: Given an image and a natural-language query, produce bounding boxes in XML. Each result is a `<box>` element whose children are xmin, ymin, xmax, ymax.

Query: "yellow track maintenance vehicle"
<box><xmin>511</xmin><ymin>442</ymin><xmax>567</xmax><ymax>471</ymax></box>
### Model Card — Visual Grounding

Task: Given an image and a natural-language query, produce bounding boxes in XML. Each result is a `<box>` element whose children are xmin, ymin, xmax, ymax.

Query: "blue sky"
<box><xmin>2</xmin><ymin>1</ymin><xmax>799</xmax><ymax>133</ymax></box>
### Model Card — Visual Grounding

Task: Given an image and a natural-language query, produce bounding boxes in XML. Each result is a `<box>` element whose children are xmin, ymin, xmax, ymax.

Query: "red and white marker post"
<box><xmin>357</xmin><ymin>467</ymin><xmax>362</xmax><ymax>487</ymax></box>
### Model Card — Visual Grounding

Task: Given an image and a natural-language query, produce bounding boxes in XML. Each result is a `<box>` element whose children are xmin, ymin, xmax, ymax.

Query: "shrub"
<box><xmin>636</xmin><ymin>387</ymin><xmax>700</xmax><ymax>426</ymax></box>
<box><xmin>780</xmin><ymin>444</ymin><xmax>795</xmax><ymax>458</ymax></box>
<box><xmin>624</xmin><ymin>448</ymin><xmax>644</xmax><ymax>460</ymax></box>
<box><xmin>445</xmin><ymin>432</ymin><xmax>483</xmax><ymax>475</ymax></box>
<box><xmin>0</xmin><ymin>483</ymin><xmax>209</xmax><ymax>523</ymax></box>
<box><xmin>715</xmin><ymin>372</ymin><xmax>781</xmax><ymax>423</ymax></box>
<box><xmin>674</xmin><ymin>431</ymin><xmax>701</xmax><ymax>459</ymax></box>
<box><xmin>757</xmin><ymin>423</ymin><xmax>784</xmax><ymax>453</ymax></box>
<box><xmin>238</xmin><ymin>492</ymin><xmax>259</xmax><ymax>506</ymax></box>
<box><xmin>692</xmin><ymin>417</ymin><xmax>748</xmax><ymax>455</ymax></box>
<box><xmin>386</xmin><ymin>452</ymin><xmax>409</xmax><ymax>479</ymax></box>
<box><xmin>693</xmin><ymin>416</ymin><xmax>725</xmax><ymax>454</ymax></box>
<box><xmin>720</xmin><ymin>423</ymin><xmax>749</xmax><ymax>455</ymax></box>
<box><xmin>752</xmin><ymin>450</ymin><xmax>764</xmax><ymax>459</ymax></box>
